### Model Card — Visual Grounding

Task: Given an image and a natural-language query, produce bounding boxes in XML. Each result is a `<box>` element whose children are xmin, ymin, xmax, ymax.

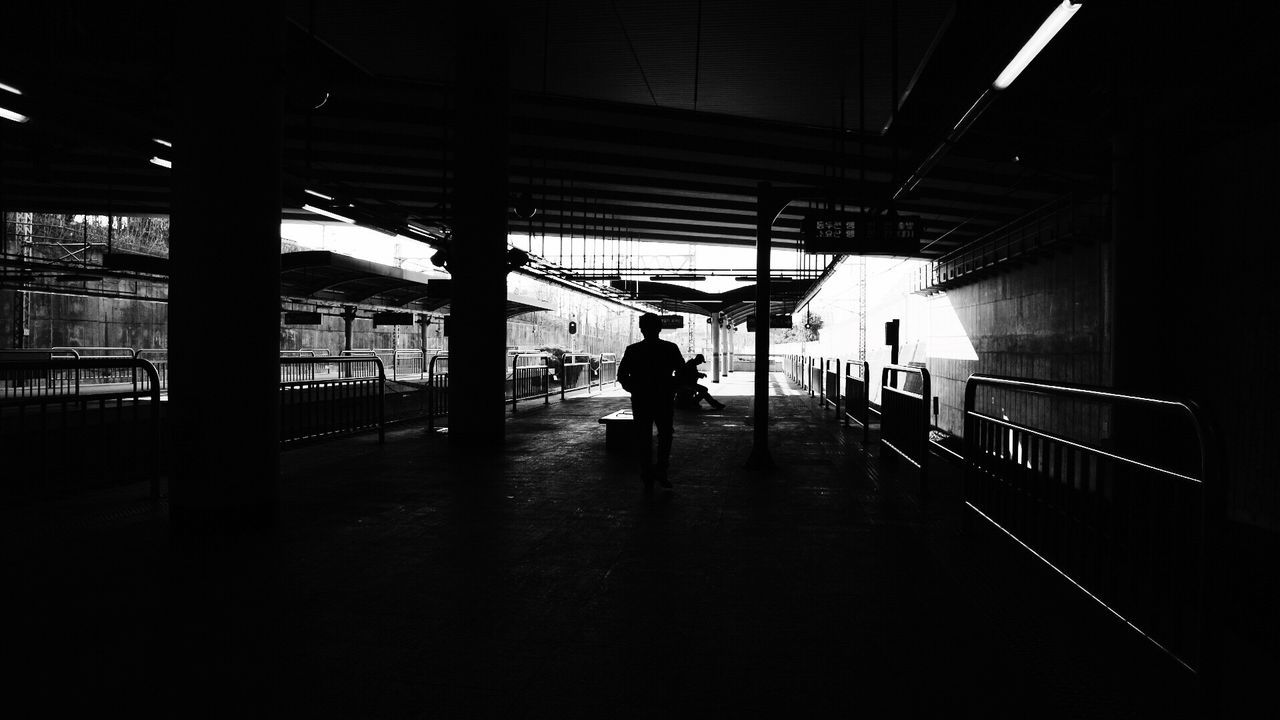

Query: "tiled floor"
<box><xmin>7</xmin><ymin>371</ymin><xmax>1254</xmax><ymax>717</ymax></box>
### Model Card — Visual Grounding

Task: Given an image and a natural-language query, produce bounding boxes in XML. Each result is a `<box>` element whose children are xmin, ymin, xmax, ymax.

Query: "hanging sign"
<box><xmin>802</xmin><ymin>212</ymin><xmax>921</xmax><ymax>255</ymax></box>
<box><xmin>658</xmin><ymin>315</ymin><xmax>684</xmax><ymax>329</ymax></box>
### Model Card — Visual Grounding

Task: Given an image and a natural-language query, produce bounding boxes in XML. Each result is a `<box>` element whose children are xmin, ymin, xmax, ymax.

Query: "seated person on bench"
<box><xmin>673</xmin><ymin>354</ymin><xmax>725</xmax><ymax>410</ymax></box>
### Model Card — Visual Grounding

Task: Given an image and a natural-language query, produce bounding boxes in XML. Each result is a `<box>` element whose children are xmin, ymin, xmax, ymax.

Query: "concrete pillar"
<box><xmin>711</xmin><ymin>311</ymin><xmax>720</xmax><ymax>383</ymax></box>
<box><xmin>169</xmin><ymin>3</ymin><xmax>283</xmax><ymax>532</ymax></box>
<box><xmin>341</xmin><ymin>305</ymin><xmax>358</xmax><ymax>351</ymax></box>
<box><xmin>726</xmin><ymin>323</ymin><xmax>734</xmax><ymax>374</ymax></box>
<box><xmin>447</xmin><ymin>2</ymin><xmax>509</xmax><ymax>447</ymax></box>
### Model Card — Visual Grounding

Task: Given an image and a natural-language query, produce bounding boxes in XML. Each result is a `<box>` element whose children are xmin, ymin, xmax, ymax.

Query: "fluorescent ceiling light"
<box><xmin>0</xmin><ymin>106</ymin><xmax>29</xmax><ymax>123</ymax></box>
<box><xmin>149</xmin><ymin>156</ymin><xmax>172</xmax><ymax>169</ymax></box>
<box><xmin>992</xmin><ymin>1</ymin><xmax>1081</xmax><ymax>90</ymax></box>
<box><xmin>304</xmin><ymin>188</ymin><xmax>334</xmax><ymax>201</ymax></box>
<box><xmin>152</xmin><ymin>138</ymin><xmax>172</xmax><ymax>148</ymax></box>
<box><xmin>303</xmin><ymin>204</ymin><xmax>355</xmax><ymax>223</ymax></box>
<box><xmin>651</xmin><ymin>275</ymin><xmax>706</xmax><ymax>281</ymax></box>
<box><xmin>0</xmin><ymin>81</ymin><xmax>22</xmax><ymax>96</ymax></box>
<box><xmin>735</xmin><ymin>275</ymin><xmax>793</xmax><ymax>282</ymax></box>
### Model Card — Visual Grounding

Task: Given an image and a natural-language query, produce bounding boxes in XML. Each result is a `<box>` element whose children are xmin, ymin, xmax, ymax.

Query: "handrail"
<box><xmin>510</xmin><ymin>353</ymin><xmax>553</xmax><ymax>412</ymax></box>
<box><xmin>823</xmin><ymin>357</ymin><xmax>840</xmax><ymax>413</ymax></box>
<box><xmin>280</xmin><ymin>349</ymin><xmax>316</xmax><ymax>357</ymax></box>
<box><xmin>427</xmin><ymin>352</ymin><xmax>450</xmax><ymax>430</ymax></box>
<box><xmin>52</xmin><ymin>346</ymin><xmax>134</xmax><ymax>358</ymax></box>
<box><xmin>0</xmin><ymin>357</ymin><xmax>162</xmax><ymax>499</ymax></box>
<box><xmin>842</xmin><ymin>359</ymin><xmax>871</xmax><ymax>443</ymax></box>
<box><xmin>279</xmin><ymin>356</ymin><xmax>386</xmax><ymax>445</ymax></box>
<box><xmin>963</xmin><ymin>374</ymin><xmax>1223</xmax><ymax>710</ymax></box>
<box><xmin>880</xmin><ymin>363</ymin><xmax>931</xmax><ymax>482</ymax></box>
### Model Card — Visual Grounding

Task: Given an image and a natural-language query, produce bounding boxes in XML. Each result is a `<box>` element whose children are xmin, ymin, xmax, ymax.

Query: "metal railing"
<box><xmin>880</xmin><ymin>364</ymin><xmax>931</xmax><ymax>482</ymax></box>
<box><xmin>279</xmin><ymin>356</ymin><xmax>385</xmax><ymax>445</ymax></box>
<box><xmin>134</xmin><ymin>348</ymin><xmax>168</xmax><ymax>390</ymax></box>
<box><xmin>913</xmin><ymin>194</ymin><xmax>1109</xmax><ymax>294</ymax></box>
<box><xmin>598</xmin><ymin>353</ymin><xmax>618</xmax><ymax>385</ymax></box>
<box><xmin>51</xmin><ymin>347</ymin><xmax>137</xmax><ymax>385</ymax></box>
<box><xmin>842</xmin><ymin>360</ymin><xmax>871</xmax><ymax>442</ymax></box>
<box><xmin>427</xmin><ymin>352</ymin><xmax>449</xmax><ymax>430</ymax></box>
<box><xmin>809</xmin><ymin>357</ymin><xmax>823</xmax><ymax>398</ymax></box>
<box><xmin>823</xmin><ymin>358</ymin><xmax>840</xmax><ymax>412</ymax></box>
<box><xmin>962</xmin><ymin>375</ymin><xmax>1223</xmax><ymax>703</ymax></box>
<box><xmin>509</xmin><ymin>353</ymin><xmax>553</xmax><ymax>412</ymax></box>
<box><xmin>1</xmin><ymin>357</ymin><xmax>162</xmax><ymax>499</ymax></box>
<box><xmin>280</xmin><ymin>349</ymin><xmax>316</xmax><ymax>358</ymax></box>
<box><xmin>560</xmin><ymin>358</ymin><xmax>593</xmax><ymax>395</ymax></box>
<box><xmin>390</xmin><ymin>349</ymin><xmax>426</xmax><ymax>380</ymax></box>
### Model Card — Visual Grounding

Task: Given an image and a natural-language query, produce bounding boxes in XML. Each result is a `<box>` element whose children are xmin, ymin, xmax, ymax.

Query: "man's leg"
<box><xmin>654</xmin><ymin>399</ymin><xmax>675</xmax><ymax>488</ymax></box>
<box><xmin>632</xmin><ymin>399</ymin><xmax>656</xmax><ymax>488</ymax></box>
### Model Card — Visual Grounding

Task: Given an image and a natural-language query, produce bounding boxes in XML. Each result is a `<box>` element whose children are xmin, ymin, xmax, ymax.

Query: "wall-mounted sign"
<box><xmin>372</xmin><ymin>311</ymin><xmax>414</xmax><ymax>327</ymax></box>
<box><xmin>658</xmin><ymin>315</ymin><xmax>684</xmax><ymax>329</ymax></box>
<box><xmin>802</xmin><ymin>212</ymin><xmax>921</xmax><ymax>255</ymax></box>
<box><xmin>283</xmin><ymin>311</ymin><xmax>322</xmax><ymax>325</ymax></box>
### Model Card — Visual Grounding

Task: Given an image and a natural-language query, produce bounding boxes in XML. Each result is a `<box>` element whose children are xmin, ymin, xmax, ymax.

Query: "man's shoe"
<box><xmin>655</xmin><ymin>468</ymin><xmax>673</xmax><ymax>489</ymax></box>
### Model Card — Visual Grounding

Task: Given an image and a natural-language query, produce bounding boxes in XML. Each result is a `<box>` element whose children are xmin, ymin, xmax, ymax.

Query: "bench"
<box><xmin>598</xmin><ymin>408</ymin><xmax>635</xmax><ymax>454</ymax></box>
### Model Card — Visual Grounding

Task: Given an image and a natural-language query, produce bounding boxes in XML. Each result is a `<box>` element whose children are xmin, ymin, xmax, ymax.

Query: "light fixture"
<box><xmin>992</xmin><ymin>0</ymin><xmax>1082</xmax><ymax>90</ymax></box>
<box><xmin>650</xmin><ymin>275</ymin><xmax>706</xmax><ymax>281</ymax></box>
<box><xmin>149</xmin><ymin>156</ymin><xmax>172</xmax><ymax>169</ymax></box>
<box><xmin>576</xmin><ymin>274</ymin><xmax>623</xmax><ymax>281</ymax></box>
<box><xmin>0</xmin><ymin>81</ymin><xmax>22</xmax><ymax>96</ymax></box>
<box><xmin>302</xmin><ymin>203</ymin><xmax>355</xmax><ymax>223</ymax></box>
<box><xmin>152</xmin><ymin>138</ymin><xmax>172</xmax><ymax>148</ymax></box>
<box><xmin>0</xmin><ymin>106</ymin><xmax>29</xmax><ymax>123</ymax></box>
<box><xmin>304</xmin><ymin>188</ymin><xmax>334</xmax><ymax>201</ymax></box>
<box><xmin>735</xmin><ymin>275</ymin><xmax>794</xmax><ymax>282</ymax></box>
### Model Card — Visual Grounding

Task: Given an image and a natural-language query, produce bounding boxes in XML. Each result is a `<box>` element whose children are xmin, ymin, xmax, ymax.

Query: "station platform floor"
<box><xmin>6</xmin><ymin>371</ymin><xmax>1272</xmax><ymax>717</ymax></box>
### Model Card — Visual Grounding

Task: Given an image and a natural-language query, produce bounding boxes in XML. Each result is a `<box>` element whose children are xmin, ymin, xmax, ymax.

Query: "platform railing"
<box><xmin>133</xmin><ymin>349</ymin><xmax>168</xmax><ymax>391</ymax></box>
<box><xmin>427</xmin><ymin>352</ymin><xmax>449</xmax><ymax>430</ymax></box>
<box><xmin>389</xmin><ymin>348</ymin><xmax>426</xmax><ymax>380</ymax></box>
<box><xmin>823</xmin><ymin>358</ymin><xmax>840</xmax><ymax>413</ymax></box>
<box><xmin>842</xmin><ymin>360</ymin><xmax>871</xmax><ymax>442</ymax></box>
<box><xmin>509</xmin><ymin>353</ymin><xmax>553</xmax><ymax>412</ymax></box>
<box><xmin>880</xmin><ymin>364</ymin><xmax>931</xmax><ymax>483</ymax></box>
<box><xmin>1</xmin><ymin>357</ymin><xmax>162</xmax><ymax>499</ymax></box>
<box><xmin>962</xmin><ymin>375</ymin><xmax>1223</xmax><ymax>708</ymax></box>
<box><xmin>279</xmin><ymin>356</ymin><xmax>385</xmax><ymax>446</ymax></box>
<box><xmin>52</xmin><ymin>346</ymin><xmax>137</xmax><ymax>385</ymax></box>
<box><xmin>809</xmin><ymin>357</ymin><xmax>823</xmax><ymax>398</ymax></box>
<box><xmin>598</xmin><ymin>353</ymin><xmax>618</xmax><ymax>386</ymax></box>
<box><xmin>560</xmin><ymin>357</ymin><xmax>593</xmax><ymax>397</ymax></box>
<box><xmin>280</xmin><ymin>349</ymin><xmax>316</xmax><ymax>358</ymax></box>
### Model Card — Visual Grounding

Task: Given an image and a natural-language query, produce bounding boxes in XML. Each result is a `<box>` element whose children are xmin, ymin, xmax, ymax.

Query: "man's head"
<box><xmin>694</xmin><ymin>354</ymin><xmax>706</xmax><ymax>364</ymax></box>
<box><xmin>638</xmin><ymin>313</ymin><xmax>662</xmax><ymax>339</ymax></box>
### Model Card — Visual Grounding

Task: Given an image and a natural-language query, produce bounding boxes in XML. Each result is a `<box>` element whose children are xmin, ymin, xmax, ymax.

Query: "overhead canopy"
<box><xmin>611</xmin><ymin>280</ymin><xmax>812</xmax><ymax>327</ymax></box>
<box><xmin>280</xmin><ymin>250</ymin><xmax>555</xmax><ymax>317</ymax></box>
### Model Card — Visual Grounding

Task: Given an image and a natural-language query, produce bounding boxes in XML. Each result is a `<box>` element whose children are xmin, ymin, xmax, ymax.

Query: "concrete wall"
<box><xmin>1</xmin><ymin>286</ymin><xmax>169</xmax><ymax>351</ymax></box>
<box><xmin>924</xmin><ymin>241</ymin><xmax>1113</xmax><ymax>441</ymax></box>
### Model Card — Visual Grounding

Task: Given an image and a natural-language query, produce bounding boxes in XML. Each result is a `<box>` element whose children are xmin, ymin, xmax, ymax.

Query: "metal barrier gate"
<box><xmin>962</xmin><ymin>375</ymin><xmax>1223</xmax><ymax>707</ymax></box>
<box><xmin>509</xmin><ymin>353</ymin><xmax>552</xmax><ymax>412</ymax></box>
<box><xmin>1</xmin><ymin>357</ymin><xmax>163</xmax><ymax>499</ymax></box>
<box><xmin>598</xmin><ymin>353</ymin><xmax>618</xmax><ymax>386</ymax></box>
<box><xmin>427</xmin><ymin>352</ymin><xmax>449</xmax><ymax>430</ymax></box>
<box><xmin>842</xmin><ymin>360</ymin><xmax>870</xmax><ymax>442</ymax></box>
<box><xmin>279</xmin><ymin>356</ymin><xmax>385</xmax><ymax>445</ymax></box>
<box><xmin>823</xmin><ymin>358</ymin><xmax>840</xmax><ymax>412</ymax></box>
<box><xmin>880</xmin><ymin>364</ymin><xmax>931</xmax><ymax>482</ymax></box>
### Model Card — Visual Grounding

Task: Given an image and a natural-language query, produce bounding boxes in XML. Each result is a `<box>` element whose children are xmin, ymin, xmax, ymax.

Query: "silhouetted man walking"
<box><xmin>617</xmin><ymin>313</ymin><xmax>684</xmax><ymax>490</ymax></box>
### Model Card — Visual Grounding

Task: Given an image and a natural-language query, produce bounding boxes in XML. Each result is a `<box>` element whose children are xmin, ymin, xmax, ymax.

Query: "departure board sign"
<box><xmin>802</xmin><ymin>212</ymin><xmax>921</xmax><ymax>255</ymax></box>
<box><xmin>658</xmin><ymin>315</ymin><xmax>684</xmax><ymax>329</ymax></box>
<box><xmin>373</xmin><ymin>311</ymin><xmax>414</xmax><ymax>327</ymax></box>
<box><xmin>283</xmin><ymin>311</ymin><xmax>322</xmax><ymax>325</ymax></box>
<box><xmin>744</xmin><ymin>314</ymin><xmax>793</xmax><ymax>332</ymax></box>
